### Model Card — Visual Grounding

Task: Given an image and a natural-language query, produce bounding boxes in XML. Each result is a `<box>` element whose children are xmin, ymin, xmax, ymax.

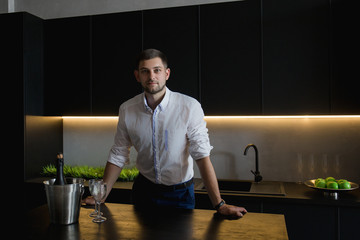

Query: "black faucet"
<box><xmin>244</xmin><ymin>144</ymin><xmax>263</xmax><ymax>183</ymax></box>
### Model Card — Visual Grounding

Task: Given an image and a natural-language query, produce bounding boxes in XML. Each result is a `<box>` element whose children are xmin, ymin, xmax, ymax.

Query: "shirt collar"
<box><xmin>143</xmin><ymin>87</ymin><xmax>171</xmax><ymax>113</ymax></box>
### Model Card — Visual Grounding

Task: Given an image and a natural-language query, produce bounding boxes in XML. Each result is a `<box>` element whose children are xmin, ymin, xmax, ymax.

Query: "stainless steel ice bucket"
<box><xmin>43</xmin><ymin>178</ymin><xmax>85</xmax><ymax>225</ymax></box>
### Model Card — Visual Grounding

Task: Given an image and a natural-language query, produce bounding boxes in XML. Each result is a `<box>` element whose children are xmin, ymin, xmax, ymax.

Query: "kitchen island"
<box><xmin>26</xmin><ymin>203</ymin><xmax>288</xmax><ymax>240</ymax></box>
<box><xmin>25</xmin><ymin>177</ymin><xmax>360</xmax><ymax>239</ymax></box>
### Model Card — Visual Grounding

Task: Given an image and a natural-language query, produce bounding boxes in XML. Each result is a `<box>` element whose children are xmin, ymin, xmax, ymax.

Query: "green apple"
<box><xmin>315</xmin><ymin>178</ymin><xmax>324</xmax><ymax>185</ymax></box>
<box><xmin>337</xmin><ymin>179</ymin><xmax>347</xmax><ymax>184</ymax></box>
<box><xmin>325</xmin><ymin>177</ymin><xmax>336</xmax><ymax>183</ymax></box>
<box><xmin>339</xmin><ymin>181</ymin><xmax>351</xmax><ymax>189</ymax></box>
<box><xmin>327</xmin><ymin>181</ymin><xmax>339</xmax><ymax>189</ymax></box>
<box><xmin>315</xmin><ymin>179</ymin><xmax>326</xmax><ymax>188</ymax></box>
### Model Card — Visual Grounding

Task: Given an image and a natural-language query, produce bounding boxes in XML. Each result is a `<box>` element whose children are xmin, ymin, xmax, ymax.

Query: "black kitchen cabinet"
<box><xmin>44</xmin><ymin>16</ymin><xmax>92</xmax><ymax>115</ymax></box>
<box><xmin>263</xmin><ymin>202</ymin><xmax>360</xmax><ymax>240</ymax></box>
<box><xmin>1</xmin><ymin>12</ymin><xmax>43</xmax><ymax>116</ymax></box>
<box><xmin>331</xmin><ymin>0</ymin><xmax>360</xmax><ymax>114</ymax></box>
<box><xmin>200</xmin><ymin>0</ymin><xmax>262</xmax><ymax>115</ymax></box>
<box><xmin>143</xmin><ymin>6</ymin><xmax>200</xmax><ymax>100</ymax></box>
<box><xmin>92</xmin><ymin>12</ymin><xmax>143</xmax><ymax>115</ymax></box>
<box><xmin>262</xmin><ymin>0</ymin><xmax>331</xmax><ymax>115</ymax></box>
<box><xmin>263</xmin><ymin>202</ymin><xmax>338</xmax><ymax>240</ymax></box>
<box><xmin>338</xmin><ymin>207</ymin><xmax>360</xmax><ymax>240</ymax></box>
<box><xmin>26</xmin><ymin>0</ymin><xmax>360</xmax><ymax>116</ymax></box>
<box><xmin>1</xmin><ymin>12</ymin><xmax>44</xmax><ymax>180</ymax></box>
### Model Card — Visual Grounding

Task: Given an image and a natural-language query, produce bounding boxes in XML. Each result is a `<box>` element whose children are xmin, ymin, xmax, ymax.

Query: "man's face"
<box><xmin>134</xmin><ymin>57</ymin><xmax>170</xmax><ymax>95</ymax></box>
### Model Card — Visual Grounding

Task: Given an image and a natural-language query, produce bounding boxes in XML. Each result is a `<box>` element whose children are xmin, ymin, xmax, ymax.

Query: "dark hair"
<box><xmin>135</xmin><ymin>49</ymin><xmax>168</xmax><ymax>69</ymax></box>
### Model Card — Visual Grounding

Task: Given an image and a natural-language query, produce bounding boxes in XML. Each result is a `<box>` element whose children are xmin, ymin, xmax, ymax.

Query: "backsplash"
<box><xmin>63</xmin><ymin>117</ymin><xmax>360</xmax><ymax>183</ymax></box>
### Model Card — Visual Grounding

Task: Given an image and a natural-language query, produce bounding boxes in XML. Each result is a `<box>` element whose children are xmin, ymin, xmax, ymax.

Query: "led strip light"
<box><xmin>61</xmin><ymin>115</ymin><xmax>360</xmax><ymax>119</ymax></box>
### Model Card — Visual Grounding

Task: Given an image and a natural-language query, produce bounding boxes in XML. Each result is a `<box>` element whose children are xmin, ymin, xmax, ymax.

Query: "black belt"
<box><xmin>136</xmin><ymin>173</ymin><xmax>193</xmax><ymax>192</ymax></box>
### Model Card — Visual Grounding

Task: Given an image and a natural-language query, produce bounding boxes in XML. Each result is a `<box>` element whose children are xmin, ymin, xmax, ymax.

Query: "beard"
<box><xmin>143</xmin><ymin>81</ymin><xmax>166</xmax><ymax>95</ymax></box>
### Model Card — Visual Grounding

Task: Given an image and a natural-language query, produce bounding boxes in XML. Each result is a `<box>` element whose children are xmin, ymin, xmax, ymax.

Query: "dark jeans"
<box><xmin>132</xmin><ymin>173</ymin><xmax>195</xmax><ymax>209</ymax></box>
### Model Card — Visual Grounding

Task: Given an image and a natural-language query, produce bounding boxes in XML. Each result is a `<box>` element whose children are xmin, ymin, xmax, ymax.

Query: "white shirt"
<box><xmin>108</xmin><ymin>88</ymin><xmax>212</xmax><ymax>185</ymax></box>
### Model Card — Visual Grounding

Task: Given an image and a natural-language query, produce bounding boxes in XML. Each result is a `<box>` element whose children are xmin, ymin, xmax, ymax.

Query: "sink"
<box><xmin>249</xmin><ymin>181</ymin><xmax>286</xmax><ymax>196</ymax></box>
<box><xmin>196</xmin><ymin>179</ymin><xmax>286</xmax><ymax>196</ymax></box>
<box><xmin>216</xmin><ymin>180</ymin><xmax>252</xmax><ymax>192</ymax></box>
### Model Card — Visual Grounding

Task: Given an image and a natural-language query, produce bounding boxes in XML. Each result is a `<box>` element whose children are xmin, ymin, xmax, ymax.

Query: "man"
<box><xmin>86</xmin><ymin>49</ymin><xmax>247</xmax><ymax>218</ymax></box>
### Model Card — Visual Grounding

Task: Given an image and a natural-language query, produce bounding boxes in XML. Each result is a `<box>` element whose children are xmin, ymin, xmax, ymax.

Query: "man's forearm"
<box><xmin>196</xmin><ymin>156</ymin><xmax>222</xmax><ymax>208</ymax></box>
<box><xmin>103</xmin><ymin>162</ymin><xmax>123</xmax><ymax>199</ymax></box>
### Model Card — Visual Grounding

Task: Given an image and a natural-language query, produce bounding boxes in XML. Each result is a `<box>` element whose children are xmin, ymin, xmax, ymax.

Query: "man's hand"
<box><xmin>82</xmin><ymin>196</ymin><xmax>107</xmax><ymax>205</ymax></box>
<box><xmin>81</xmin><ymin>163</ymin><xmax>122</xmax><ymax>206</ymax></box>
<box><xmin>196</xmin><ymin>157</ymin><xmax>247</xmax><ymax>219</ymax></box>
<box><xmin>217</xmin><ymin>203</ymin><xmax>247</xmax><ymax>219</ymax></box>
<box><xmin>82</xmin><ymin>196</ymin><xmax>96</xmax><ymax>205</ymax></box>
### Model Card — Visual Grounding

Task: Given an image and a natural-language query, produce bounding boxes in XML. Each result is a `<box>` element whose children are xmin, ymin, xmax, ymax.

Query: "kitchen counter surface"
<box><xmin>26</xmin><ymin>178</ymin><xmax>359</xmax><ymax>240</ymax></box>
<box><xmin>212</xmin><ymin>181</ymin><xmax>360</xmax><ymax>207</ymax></box>
<box><xmin>281</xmin><ymin>181</ymin><xmax>360</xmax><ymax>206</ymax></box>
<box><xmin>26</xmin><ymin>177</ymin><xmax>360</xmax><ymax>208</ymax></box>
<box><xmin>26</xmin><ymin>203</ymin><xmax>288</xmax><ymax>240</ymax></box>
<box><xmin>112</xmin><ymin>178</ymin><xmax>360</xmax><ymax>207</ymax></box>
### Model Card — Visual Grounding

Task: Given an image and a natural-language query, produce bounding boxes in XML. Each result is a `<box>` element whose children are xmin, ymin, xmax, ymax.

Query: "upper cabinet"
<box><xmin>1</xmin><ymin>12</ymin><xmax>44</xmax><ymax>116</ymax></box>
<box><xmin>39</xmin><ymin>0</ymin><xmax>359</xmax><ymax>116</ymax></box>
<box><xmin>92</xmin><ymin>12</ymin><xmax>143</xmax><ymax>115</ymax></box>
<box><xmin>200</xmin><ymin>1</ymin><xmax>262</xmax><ymax>115</ymax></box>
<box><xmin>262</xmin><ymin>0</ymin><xmax>331</xmax><ymax>114</ymax></box>
<box><xmin>331</xmin><ymin>0</ymin><xmax>360</xmax><ymax>114</ymax></box>
<box><xmin>44</xmin><ymin>16</ymin><xmax>92</xmax><ymax>115</ymax></box>
<box><xmin>143</xmin><ymin>6</ymin><xmax>200</xmax><ymax>101</ymax></box>
<box><xmin>44</xmin><ymin>13</ymin><xmax>143</xmax><ymax>116</ymax></box>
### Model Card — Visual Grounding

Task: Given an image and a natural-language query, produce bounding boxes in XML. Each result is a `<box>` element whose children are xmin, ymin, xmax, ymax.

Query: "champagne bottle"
<box><xmin>54</xmin><ymin>152</ymin><xmax>66</xmax><ymax>185</ymax></box>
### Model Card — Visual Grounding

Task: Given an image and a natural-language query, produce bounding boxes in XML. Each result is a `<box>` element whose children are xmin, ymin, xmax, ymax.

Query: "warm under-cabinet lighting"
<box><xmin>62</xmin><ymin>115</ymin><xmax>360</xmax><ymax>119</ymax></box>
<box><xmin>204</xmin><ymin>115</ymin><xmax>360</xmax><ymax>119</ymax></box>
<box><xmin>62</xmin><ymin>116</ymin><xmax>118</xmax><ymax>119</ymax></box>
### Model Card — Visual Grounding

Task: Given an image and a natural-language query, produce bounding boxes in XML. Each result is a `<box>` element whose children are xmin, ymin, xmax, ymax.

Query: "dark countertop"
<box><xmin>212</xmin><ymin>181</ymin><xmax>360</xmax><ymax>208</ymax></box>
<box><xmin>25</xmin><ymin>178</ymin><xmax>359</xmax><ymax>240</ymax></box>
<box><xmin>26</xmin><ymin>203</ymin><xmax>288</xmax><ymax>240</ymax></box>
<box><xmin>281</xmin><ymin>181</ymin><xmax>360</xmax><ymax>207</ymax></box>
<box><xmin>113</xmin><ymin>178</ymin><xmax>360</xmax><ymax>208</ymax></box>
<box><xmin>26</xmin><ymin>177</ymin><xmax>360</xmax><ymax>208</ymax></box>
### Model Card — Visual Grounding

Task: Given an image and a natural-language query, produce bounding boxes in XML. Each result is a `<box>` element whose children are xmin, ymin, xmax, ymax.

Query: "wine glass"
<box><xmin>89</xmin><ymin>179</ymin><xmax>107</xmax><ymax>223</ymax></box>
<box><xmin>88</xmin><ymin>179</ymin><xmax>103</xmax><ymax>217</ymax></box>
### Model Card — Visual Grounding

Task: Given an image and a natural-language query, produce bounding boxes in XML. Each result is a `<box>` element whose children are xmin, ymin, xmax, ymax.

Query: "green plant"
<box><xmin>41</xmin><ymin>164</ymin><xmax>139</xmax><ymax>181</ymax></box>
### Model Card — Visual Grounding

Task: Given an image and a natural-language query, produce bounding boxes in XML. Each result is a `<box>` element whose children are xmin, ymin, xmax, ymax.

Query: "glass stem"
<box><xmin>96</xmin><ymin>201</ymin><xmax>101</xmax><ymax>219</ymax></box>
<box><xmin>95</xmin><ymin>201</ymin><xmax>99</xmax><ymax>213</ymax></box>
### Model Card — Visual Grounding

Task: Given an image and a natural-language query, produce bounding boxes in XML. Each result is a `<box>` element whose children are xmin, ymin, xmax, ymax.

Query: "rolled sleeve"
<box><xmin>107</xmin><ymin>108</ymin><xmax>132</xmax><ymax>168</ymax></box>
<box><xmin>108</xmin><ymin>145</ymin><xmax>130</xmax><ymax>168</ymax></box>
<box><xmin>187</xmin><ymin>102</ymin><xmax>213</xmax><ymax>160</ymax></box>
